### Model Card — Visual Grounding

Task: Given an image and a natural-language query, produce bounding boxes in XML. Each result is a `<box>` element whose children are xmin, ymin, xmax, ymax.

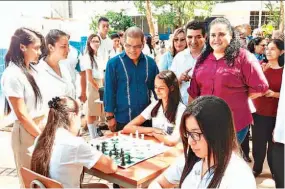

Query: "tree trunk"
<box><xmin>279</xmin><ymin>0</ymin><xmax>284</xmax><ymax>32</ymax></box>
<box><xmin>145</xmin><ymin>0</ymin><xmax>155</xmax><ymax>36</ymax></box>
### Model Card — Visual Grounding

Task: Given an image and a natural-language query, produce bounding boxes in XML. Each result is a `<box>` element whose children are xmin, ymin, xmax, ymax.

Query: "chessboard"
<box><xmin>89</xmin><ymin>133</ymin><xmax>170</xmax><ymax>169</ymax></box>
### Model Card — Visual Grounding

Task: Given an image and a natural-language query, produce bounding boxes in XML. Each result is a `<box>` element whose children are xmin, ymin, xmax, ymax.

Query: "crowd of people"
<box><xmin>1</xmin><ymin>15</ymin><xmax>284</xmax><ymax>188</ymax></box>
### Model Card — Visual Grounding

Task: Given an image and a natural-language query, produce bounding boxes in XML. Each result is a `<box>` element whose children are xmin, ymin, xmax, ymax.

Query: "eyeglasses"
<box><xmin>183</xmin><ymin>130</ymin><xmax>203</xmax><ymax>142</ymax></box>
<box><xmin>174</xmin><ymin>38</ymin><xmax>186</xmax><ymax>42</ymax></box>
<box><xmin>124</xmin><ymin>43</ymin><xmax>143</xmax><ymax>50</ymax></box>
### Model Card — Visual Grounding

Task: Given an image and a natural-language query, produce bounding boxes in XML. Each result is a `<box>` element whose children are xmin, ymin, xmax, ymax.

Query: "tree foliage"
<box><xmin>134</xmin><ymin>1</ymin><xmax>218</xmax><ymax>29</ymax></box>
<box><xmin>89</xmin><ymin>10</ymin><xmax>135</xmax><ymax>34</ymax></box>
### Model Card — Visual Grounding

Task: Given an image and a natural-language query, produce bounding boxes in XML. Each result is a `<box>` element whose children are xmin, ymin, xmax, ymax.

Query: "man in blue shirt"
<box><xmin>104</xmin><ymin>26</ymin><xmax>159</xmax><ymax>132</ymax></box>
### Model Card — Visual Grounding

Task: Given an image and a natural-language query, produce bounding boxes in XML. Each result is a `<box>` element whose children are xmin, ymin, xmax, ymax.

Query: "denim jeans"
<box><xmin>237</xmin><ymin>125</ymin><xmax>249</xmax><ymax>144</ymax></box>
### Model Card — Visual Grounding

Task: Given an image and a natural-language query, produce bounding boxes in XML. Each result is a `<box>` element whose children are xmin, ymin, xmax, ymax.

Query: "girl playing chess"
<box><xmin>122</xmin><ymin>70</ymin><xmax>186</xmax><ymax>146</ymax></box>
<box><xmin>148</xmin><ymin>96</ymin><xmax>256</xmax><ymax>189</ymax></box>
<box><xmin>31</xmin><ymin>96</ymin><xmax>117</xmax><ymax>188</ymax></box>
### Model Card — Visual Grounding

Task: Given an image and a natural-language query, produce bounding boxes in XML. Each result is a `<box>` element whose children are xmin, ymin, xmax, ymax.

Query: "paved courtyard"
<box><xmin>0</xmin><ymin>128</ymin><xmax>276</xmax><ymax>188</ymax></box>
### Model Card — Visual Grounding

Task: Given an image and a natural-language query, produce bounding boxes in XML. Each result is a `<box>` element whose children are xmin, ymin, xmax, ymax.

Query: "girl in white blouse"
<box><xmin>148</xmin><ymin>96</ymin><xmax>256</xmax><ymax>189</ymax></box>
<box><xmin>122</xmin><ymin>70</ymin><xmax>186</xmax><ymax>146</ymax></box>
<box><xmin>80</xmin><ymin>34</ymin><xmax>105</xmax><ymax>138</ymax></box>
<box><xmin>1</xmin><ymin>27</ymin><xmax>45</xmax><ymax>187</ymax></box>
<box><xmin>31</xmin><ymin>96</ymin><xmax>117</xmax><ymax>188</ymax></box>
<box><xmin>36</xmin><ymin>29</ymin><xmax>75</xmax><ymax>111</ymax></box>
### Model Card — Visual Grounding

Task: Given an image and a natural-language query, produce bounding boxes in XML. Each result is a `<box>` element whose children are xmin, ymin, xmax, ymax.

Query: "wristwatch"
<box><xmin>106</xmin><ymin>115</ymin><xmax>115</xmax><ymax>121</ymax></box>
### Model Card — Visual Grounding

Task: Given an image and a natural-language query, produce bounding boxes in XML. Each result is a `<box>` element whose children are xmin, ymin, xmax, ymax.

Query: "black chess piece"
<box><xmin>127</xmin><ymin>154</ymin><xmax>132</xmax><ymax>164</ymax></box>
<box><xmin>109</xmin><ymin>150</ymin><xmax>112</xmax><ymax>157</ymax></box>
<box><xmin>120</xmin><ymin>148</ymin><xmax>124</xmax><ymax>157</ymax></box>
<box><xmin>96</xmin><ymin>145</ymin><xmax>100</xmax><ymax>151</ymax></box>
<box><xmin>101</xmin><ymin>146</ymin><xmax>105</xmax><ymax>153</ymax></box>
<box><xmin>113</xmin><ymin>144</ymin><xmax>116</xmax><ymax>150</ymax></box>
<box><xmin>121</xmin><ymin>155</ymin><xmax>126</xmax><ymax>166</ymax></box>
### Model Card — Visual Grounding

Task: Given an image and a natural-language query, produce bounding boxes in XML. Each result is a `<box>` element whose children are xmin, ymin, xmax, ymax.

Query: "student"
<box><xmin>122</xmin><ymin>71</ymin><xmax>186</xmax><ymax>146</ymax></box>
<box><xmin>36</xmin><ymin>29</ymin><xmax>75</xmax><ymax>108</ymax></box>
<box><xmin>148</xmin><ymin>96</ymin><xmax>256</xmax><ymax>189</ymax></box>
<box><xmin>0</xmin><ymin>27</ymin><xmax>45</xmax><ymax>187</ymax></box>
<box><xmin>80</xmin><ymin>34</ymin><xmax>105</xmax><ymax>138</ymax></box>
<box><xmin>109</xmin><ymin>33</ymin><xmax>122</xmax><ymax>58</ymax></box>
<box><xmin>31</xmin><ymin>96</ymin><xmax>117</xmax><ymax>188</ymax></box>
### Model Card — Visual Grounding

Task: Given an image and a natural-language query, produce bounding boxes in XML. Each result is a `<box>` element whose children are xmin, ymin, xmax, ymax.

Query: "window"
<box><xmin>250</xmin><ymin>11</ymin><xmax>275</xmax><ymax>29</ymax></box>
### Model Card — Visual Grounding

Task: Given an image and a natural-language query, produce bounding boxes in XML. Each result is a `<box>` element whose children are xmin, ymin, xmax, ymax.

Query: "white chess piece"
<box><xmin>141</xmin><ymin>134</ymin><xmax>144</xmax><ymax>140</ymax></box>
<box><xmin>135</xmin><ymin>130</ymin><xmax>139</xmax><ymax>139</ymax></box>
<box><xmin>130</xmin><ymin>133</ymin><xmax>133</xmax><ymax>138</ymax></box>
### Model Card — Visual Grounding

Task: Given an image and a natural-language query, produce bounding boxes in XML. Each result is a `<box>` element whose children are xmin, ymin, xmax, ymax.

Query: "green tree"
<box><xmin>134</xmin><ymin>1</ymin><xmax>218</xmax><ymax>31</ymax></box>
<box><xmin>89</xmin><ymin>10</ymin><xmax>135</xmax><ymax>35</ymax></box>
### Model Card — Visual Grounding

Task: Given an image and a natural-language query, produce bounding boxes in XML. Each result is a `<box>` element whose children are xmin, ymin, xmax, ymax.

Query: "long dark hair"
<box><xmin>86</xmin><ymin>34</ymin><xmax>101</xmax><ymax>69</ymax></box>
<box><xmin>196</xmin><ymin>17</ymin><xmax>241</xmax><ymax>67</ymax></box>
<box><xmin>247</xmin><ymin>37</ymin><xmax>265</xmax><ymax>53</ymax></box>
<box><xmin>4</xmin><ymin>27</ymin><xmax>44</xmax><ymax>115</ymax></box>
<box><xmin>43</xmin><ymin>29</ymin><xmax>69</xmax><ymax>57</ymax></box>
<box><xmin>269</xmin><ymin>39</ymin><xmax>284</xmax><ymax>67</ymax></box>
<box><xmin>151</xmin><ymin>71</ymin><xmax>182</xmax><ymax>124</ymax></box>
<box><xmin>146</xmin><ymin>35</ymin><xmax>154</xmax><ymax>54</ymax></box>
<box><xmin>179</xmin><ymin>96</ymin><xmax>238</xmax><ymax>188</ymax></box>
<box><xmin>31</xmin><ymin>96</ymin><xmax>79</xmax><ymax>177</ymax></box>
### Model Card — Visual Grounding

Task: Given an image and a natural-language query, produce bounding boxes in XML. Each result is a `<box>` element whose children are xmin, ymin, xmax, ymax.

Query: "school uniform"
<box><xmin>164</xmin><ymin>153</ymin><xmax>256</xmax><ymax>188</ymax></box>
<box><xmin>80</xmin><ymin>54</ymin><xmax>105</xmax><ymax>117</ymax></box>
<box><xmin>0</xmin><ymin>62</ymin><xmax>45</xmax><ymax>187</ymax></box>
<box><xmin>36</xmin><ymin>58</ymin><xmax>75</xmax><ymax>111</ymax></box>
<box><xmin>140</xmin><ymin>101</ymin><xmax>186</xmax><ymax>136</ymax></box>
<box><xmin>32</xmin><ymin>128</ymin><xmax>102</xmax><ymax>188</ymax></box>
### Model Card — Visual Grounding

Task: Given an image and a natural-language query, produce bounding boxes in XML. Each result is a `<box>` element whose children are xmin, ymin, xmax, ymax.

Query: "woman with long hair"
<box><xmin>80</xmin><ymin>34</ymin><xmax>105</xmax><ymax>138</ymax></box>
<box><xmin>143</xmin><ymin>35</ymin><xmax>155</xmax><ymax>58</ymax></box>
<box><xmin>36</xmin><ymin>29</ymin><xmax>75</xmax><ymax>107</ymax></box>
<box><xmin>251</xmin><ymin>39</ymin><xmax>284</xmax><ymax>177</ymax></box>
<box><xmin>148</xmin><ymin>96</ymin><xmax>256</xmax><ymax>188</ymax></box>
<box><xmin>159</xmin><ymin>28</ymin><xmax>187</xmax><ymax>71</ymax></box>
<box><xmin>188</xmin><ymin>17</ymin><xmax>269</xmax><ymax>144</ymax></box>
<box><xmin>247</xmin><ymin>37</ymin><xmax>267</xmax><ymax>63</ymax></box>
<box><xmin>31</xmin><ymin>96</ymin><xmax>117</xmax><ymax>188</ymax></box>
<box><xmin>0</xmin><ymin>27</ymin><xmax>45</xmax><ymax>186</ymax></box>
<box><xmin>122</xmin><ymin>71</ymin><xmax>186</xmax><ymax>146</ymax></box>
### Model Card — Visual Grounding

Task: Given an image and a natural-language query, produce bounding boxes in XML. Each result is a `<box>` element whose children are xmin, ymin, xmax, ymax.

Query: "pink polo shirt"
<box><xmin>188</xmin><ymin>49</ymin><xmax>269</xmax><ymax>132</ymax></box>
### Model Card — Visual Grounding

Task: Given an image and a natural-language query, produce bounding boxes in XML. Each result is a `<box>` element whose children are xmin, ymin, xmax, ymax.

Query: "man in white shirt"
<box><xmin>169</xmin><ymin>21</ymin><xmax>206</xmax><ymax>105</ymax></box>
<box><xmin>271</xmin><ymin>67</ymin><xmax>285</xmax><ymax>188</ymax></box>
<box><xmin>97</xmin><ymin>17</ymin><xmax>113</xmax><ymax>70</ymax></box>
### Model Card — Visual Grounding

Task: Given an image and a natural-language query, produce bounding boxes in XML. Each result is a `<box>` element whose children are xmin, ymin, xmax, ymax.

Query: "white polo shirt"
<box><xmin>0</xmin><ymin>62</ymin><xmax>44</xmax><ymax>121</ymax></box>
<box><xmin>36</xmin><ymin>58</ymin><xmax>75</xmax><ymax>110</ymax></box>
<box><xmin>164</xmin><ymin>152</ymin><xmax>256</xmax><ymax>189</ymax></box>
<box><xmin>141</xmin><ymin>101</ymin><xmax>186</xmax><ymax>136</ymax></box>
<box><xmin>35</xmin><ymin>128</ymin><xmax>102</xmax><ymax>188</ymax></box>
<box><xmin>97</xmin><ymin>34</ymin><xmax>113</xmax><ymax>70</ymax></box>
<box><xmin>80</xmin><ymin>54</ymin><xmax>104</xmax><ymax>79</ymax></box>
<box><xmin>169</xmin><ymin>48</ymin><xmax>198</xmax><ymax>104</ymax></box>
<box><xmin>273</xmin><ymin>67</ymin><xmax>285</xmax><ymax>144</ymax></box>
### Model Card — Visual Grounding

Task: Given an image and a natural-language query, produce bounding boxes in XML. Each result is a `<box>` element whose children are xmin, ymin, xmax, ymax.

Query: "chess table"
<box><xmin>84</xmin><ymin>132</ymin><xmax>183</xmax><ymax>188</ymax></box>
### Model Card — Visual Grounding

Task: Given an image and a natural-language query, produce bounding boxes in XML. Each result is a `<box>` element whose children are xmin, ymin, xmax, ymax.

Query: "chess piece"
<box><xmin>127</xmin><ymin>154</ymin><xmax>132</xmax><ymax>164</ymax></box>
<box><xmin>135</xmin><ymin>130</ymin><xmax>139</xmax><ymax>139</ymax></box>
<box><xmin>96</xmin><ymin>145</ymin><xmax>100</xmax><ymax>151</ymax></box>
<box><xmin>141</xmin><ymin>134</ymin><xmax>144</xmax><ymax>140</ymax></box>
<box><xmin>120</xmin><ymin>148</ymin><xmax>124</xmax><ymax>157</ymax></box>
<box><xmin>101</xmin><ymin>146</ymin><xmax>106</xmax><ymax>153</ymax></box>
<box><xmin>109</xmin><ymin>150</ymin><xmax>112</xmax><ymax>156</ymax></box>
<box><xmin>115</xmin><ymin>149</ymin><xmax>119</xmax><ymax>158</ymax></box>
<box><xmin>121</xmin><ymin>155</ymin><xmax>126</xmax><ymax>166</ymax></box>
<box><xmin>113</xmin><ymin>144</ymin><xmax>116</xmax><ymax>151</ymax></box>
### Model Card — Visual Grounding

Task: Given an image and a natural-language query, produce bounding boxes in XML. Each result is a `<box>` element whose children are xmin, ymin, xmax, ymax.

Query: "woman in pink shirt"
<box><xmin>188</xmin><ymin>17</ymin><xmax>269</xmax><ymax>144</ymax></box>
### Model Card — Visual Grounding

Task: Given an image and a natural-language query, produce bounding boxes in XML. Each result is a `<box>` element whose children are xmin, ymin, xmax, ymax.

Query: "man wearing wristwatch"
<box><xmin>104</xmin><ymin>26</ymin><xmax>159</xmax><ymax>132</ymax></box>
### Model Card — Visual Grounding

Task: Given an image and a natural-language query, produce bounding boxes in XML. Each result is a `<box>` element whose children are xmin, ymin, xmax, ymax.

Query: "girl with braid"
<box><xmin>1</xmin><ymin>27</ymin><xmax>45</xmax><ymax>187</ymax></box>
<box><xmin>31</xmin><ymin>96</ymin><xmax>117</xmax><ymax>188</ymax></box>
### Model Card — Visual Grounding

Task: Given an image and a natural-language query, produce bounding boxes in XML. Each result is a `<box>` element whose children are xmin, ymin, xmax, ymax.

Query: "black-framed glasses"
<box><xmin>183</xmin><ymin>130</ymin><xmax>203</xmax><ymax>142</ymax></box>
